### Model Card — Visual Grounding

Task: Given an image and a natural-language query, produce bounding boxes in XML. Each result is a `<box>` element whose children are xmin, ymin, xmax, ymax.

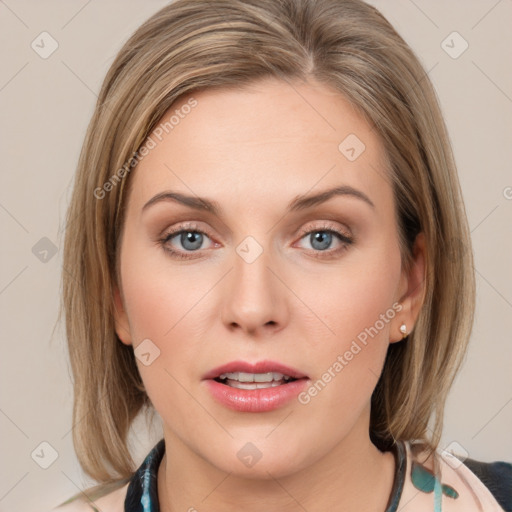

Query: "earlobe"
<box><xmin>113</xmin><ymin>284</ymin><xmax>133</xmax><ymax>346</ymax></box>
<box><xmin>391</xmin><ymin>232</ymin><xmax>427</xmax><ymax>343</ymax></box>
<box><xmin>389</xmin><ymin>314</ymin><xmax>409</xmax><ymax>344</ymax></box>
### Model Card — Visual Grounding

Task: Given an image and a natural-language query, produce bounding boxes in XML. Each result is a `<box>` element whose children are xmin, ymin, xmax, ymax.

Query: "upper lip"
<box><xmin>203</xmin><ymin>360</ymin><xmax>308</xmax><ymax>380</ymax></box>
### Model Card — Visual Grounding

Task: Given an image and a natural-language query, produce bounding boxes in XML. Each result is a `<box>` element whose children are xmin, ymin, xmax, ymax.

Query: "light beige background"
<box><xmin>0</xmin><ymin>1</ymin><xmax>511</xmax><ymax>511</ymax></box>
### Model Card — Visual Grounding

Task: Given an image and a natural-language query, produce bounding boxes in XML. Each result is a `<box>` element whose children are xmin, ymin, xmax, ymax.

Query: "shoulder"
<box><xmin>456</xmin><ymin>456</ymin><xmax>512</xmax><ymax>512</ymax></box>
<box><xmin>409</xmin><ymin>442</ymin><xmax>512</xmax><ymax>511</ymax></box>
<box><xmin>49</xmin><ymin>481</ymin><xmax>130</xmax><ymax>512</ymax></box>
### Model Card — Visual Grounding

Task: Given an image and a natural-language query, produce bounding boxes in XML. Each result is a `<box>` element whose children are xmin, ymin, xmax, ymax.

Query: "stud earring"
<box><xmin>399</xmin><ymin>323</ymin><xmax>408</xmax><ymax>339</ymax></box>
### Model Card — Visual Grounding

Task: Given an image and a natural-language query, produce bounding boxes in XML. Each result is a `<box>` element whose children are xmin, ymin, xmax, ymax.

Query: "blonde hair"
<box><xmin>60</xmin><ymin>0</ymin><xmax>475</xmax><ymax>498</ymax></box>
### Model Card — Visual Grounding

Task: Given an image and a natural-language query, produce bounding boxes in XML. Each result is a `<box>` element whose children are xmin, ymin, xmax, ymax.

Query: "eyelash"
<box><xmin>158</xmin><ymin>221</ymin><xmax>354</xmax><ymax>260</ymax></box>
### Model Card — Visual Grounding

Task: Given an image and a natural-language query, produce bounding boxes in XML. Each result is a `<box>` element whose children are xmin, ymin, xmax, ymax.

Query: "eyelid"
<box><xmin>161</xmin><ymin>221</ymin><xmax>217</xmax><ymax>245</ymax></box>
<box><xmin>295</xmin><ymin>220</ymin><xmax>352</xmax><ymax>241</ymax></box>
<box><xmin>161</xmin><ymin>219</ymin><xmax>210</xmax><ymax>235</ymax></box>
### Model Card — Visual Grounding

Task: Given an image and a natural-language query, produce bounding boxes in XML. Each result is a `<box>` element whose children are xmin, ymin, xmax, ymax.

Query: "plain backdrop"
<box><xmin>0</xmin><ymin>1</ymin><xmax>511</xmax><ymax>511</ymax></box>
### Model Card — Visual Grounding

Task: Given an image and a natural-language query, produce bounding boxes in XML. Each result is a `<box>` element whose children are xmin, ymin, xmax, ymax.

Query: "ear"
<box><xmin>113</xmin><ymin>283</ymin><xmax>133</xmax><ymax>346</ymax></box>
<box><xmin>390</xmin><ymin>232</ymin><xmax>427</xmax><ymax>343</ymax></box>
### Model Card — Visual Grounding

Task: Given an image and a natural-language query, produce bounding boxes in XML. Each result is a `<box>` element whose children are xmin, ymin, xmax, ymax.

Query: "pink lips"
<box><xmin>202</xmin><ymin>360</ymin><xmax>309</xmax><ymax>413</ymax></box>
<box><xmin>202</xmin><ymin>360</ymin><xmax>307</xmax><ymax>380</ymax></box>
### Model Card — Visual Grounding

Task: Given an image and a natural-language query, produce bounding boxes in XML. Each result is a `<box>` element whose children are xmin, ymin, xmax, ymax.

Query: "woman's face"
<box><xmin>114</xmin><ymin>77</ymin><xmax>424</xmax><ymax>478</ymax></box>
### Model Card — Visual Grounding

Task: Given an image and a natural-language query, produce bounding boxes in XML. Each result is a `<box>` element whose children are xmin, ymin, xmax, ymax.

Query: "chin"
<box><xmin>202</xmin><ymin>437</ymin><xmax>312</xmax><ymax>480</ymax></box>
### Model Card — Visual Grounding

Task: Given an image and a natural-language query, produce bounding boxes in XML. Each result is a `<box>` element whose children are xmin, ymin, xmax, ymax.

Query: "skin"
<box><xmin>113</xmin><ymin>77</ymin><xmax>426</xmax><ymax>512</ymax></box>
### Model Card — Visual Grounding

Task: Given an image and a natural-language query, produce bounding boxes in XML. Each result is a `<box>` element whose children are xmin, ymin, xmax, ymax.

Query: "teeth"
<box><xmin>216</xmin><ymin>371</ymin><xmax>298</xmax><ymax>389</ymax></box>
<box><xmin>218</xmin><ymin>371</ymin><xmax>290</xmax><ymax>383</ymax></box>
<box><xmin>227</xmin><ymin>380</ymin><xmax>284</xmax><ymax>390</ymax></box>
<box><xmin>255</xmin><ymin>372</ymin><xmax>277</xmax><ymax>382</ymax></box>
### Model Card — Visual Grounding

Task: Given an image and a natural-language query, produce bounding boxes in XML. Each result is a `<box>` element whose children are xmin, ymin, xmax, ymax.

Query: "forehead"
<box><xmin>128</xmin><ymin>77</ymin><xmax>392</xmax><ymax>215</ymax></box>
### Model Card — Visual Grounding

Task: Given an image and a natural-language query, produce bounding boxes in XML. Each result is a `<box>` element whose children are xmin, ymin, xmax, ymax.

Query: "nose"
<box><xmin>221</xmin><ymin>240</ymin><xmax>289</xmax><ymax>337</ymax></box>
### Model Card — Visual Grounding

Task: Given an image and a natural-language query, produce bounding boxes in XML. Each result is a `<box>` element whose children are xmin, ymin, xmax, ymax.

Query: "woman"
<box><xmin>53</xmin><ymin>0</ymin><xmax>512</xmax><ymax>510</ymax></box>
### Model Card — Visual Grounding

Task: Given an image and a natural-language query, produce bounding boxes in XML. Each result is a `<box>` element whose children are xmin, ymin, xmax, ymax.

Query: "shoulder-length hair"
<box><xmin>61</xmin><ymin>0</ymin><xmax>475</xmax><ymax>489</ymax></box>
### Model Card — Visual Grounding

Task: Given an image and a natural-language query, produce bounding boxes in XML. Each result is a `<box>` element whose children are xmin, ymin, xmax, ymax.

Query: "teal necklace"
<box><xmin>411</xmin><ymin>459</ymin><xmax>459</xmax><ymax>498</ymax></box>
<box><xmin>385</xmin><ymin>440</ymin><xmax>459</xmax><ymax>512</ymax></box>
<box><xmin>411</xmin><ymin>451</ymin><xmax>460</xmax><ymax>512</ymax></box>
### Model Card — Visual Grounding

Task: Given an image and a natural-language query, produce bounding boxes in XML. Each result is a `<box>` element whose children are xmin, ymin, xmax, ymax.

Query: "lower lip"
<box><xmin>204</xmin><ymin>378</ymin><xmax>309</xmax><ymax>412</ymax></box>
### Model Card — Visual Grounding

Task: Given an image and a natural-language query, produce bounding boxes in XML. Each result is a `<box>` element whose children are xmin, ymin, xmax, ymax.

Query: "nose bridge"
<box><xmin>222</xmin><ymin>234</ymin><xmax>285</xmax><ymax>333</ymax></box>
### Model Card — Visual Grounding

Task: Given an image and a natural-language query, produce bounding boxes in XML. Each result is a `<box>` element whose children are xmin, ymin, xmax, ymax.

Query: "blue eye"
<box><xmin>161</xmin><ymin>227</ymin><xmax>213</xmax><ymax>258</ymax></box>
<box><xmin>167</xmin><ymin>231</ymin><xmax>205</xmax><ymax>251</ymax></box>
<box><xmin>309</xmin><ymin>231</ymin><xmax>334</xmax><ymax>251</ymax></box>
<box><xmin>159</xmin><ymin>222</ymin><xmax>354</xmax><ymax>260</ymax></box>
<box><xmin>295</xmin><ymin>229</ymin><xmax>353</xmax><ymax>259</ymax></box>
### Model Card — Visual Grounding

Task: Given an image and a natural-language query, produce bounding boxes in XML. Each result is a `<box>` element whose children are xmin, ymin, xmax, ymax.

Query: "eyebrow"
<box><xmin>142</xmin><ymin>185</ymin><xmax>375</xmax><ymax>215</ymax></box>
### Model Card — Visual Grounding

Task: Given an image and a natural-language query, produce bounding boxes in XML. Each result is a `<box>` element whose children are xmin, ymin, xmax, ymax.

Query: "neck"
<box><xmin>158</xmin><ymin>417</ymin><xmax>396</xmax><ymax>512</ymax></box>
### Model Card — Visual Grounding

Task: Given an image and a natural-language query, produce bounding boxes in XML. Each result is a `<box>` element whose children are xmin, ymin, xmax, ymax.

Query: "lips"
<box><xmin>202</xmin><ymin>360</ymin><xmax>308</xmax><ymax>381</ymax></box>
<box><xmin>202</xmin><ymin>360</ymin><xmax>309</xmax><ymax>412</ymax></box>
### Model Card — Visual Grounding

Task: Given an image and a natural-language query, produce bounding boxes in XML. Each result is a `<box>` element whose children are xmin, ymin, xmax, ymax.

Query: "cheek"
<box><xmin>301</xmin><ymin>242</ymin><xmax>402</xmax><ymax>346</ymax></box>
<box><xmin>120</xmin><ymin>234</ymin><xmax>208</xmax><ymax>342</ymax></box>
<box><xmin>118</xmin><ymin>236</ymin><xmax>223</xmax><ymax>391</ymax></box>
<box><xmin>295</xmin><ymin>243</ymin><xmax>402</xmax><ymax>406</ymax></box>
<box><xmin>119</xmin><ymin>250</ymin><xmax>209</xmax><ymax>423</ymax></box>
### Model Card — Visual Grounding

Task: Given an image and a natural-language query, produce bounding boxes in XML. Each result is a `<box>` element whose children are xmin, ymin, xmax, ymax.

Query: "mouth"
<box><xmin>203</xmin><ymin>360</ymin><xmax>308</xmax><ymax>386</ymax></box>
<box><xmin>202</xmin><ymin>360</ymin><xmax>309</xmax><ymax>412</ymax></box>
<box><xmin>214</xmin><ymin>371</ymin><xmax>299</xmax><ymax>389</ymax></box>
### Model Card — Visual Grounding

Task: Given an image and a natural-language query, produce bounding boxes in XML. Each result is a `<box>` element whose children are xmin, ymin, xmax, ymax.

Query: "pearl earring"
<box><xmin>399</xmin><ymin>323</ymin><xmax>408</xmax><ymax>339</ymax></box>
